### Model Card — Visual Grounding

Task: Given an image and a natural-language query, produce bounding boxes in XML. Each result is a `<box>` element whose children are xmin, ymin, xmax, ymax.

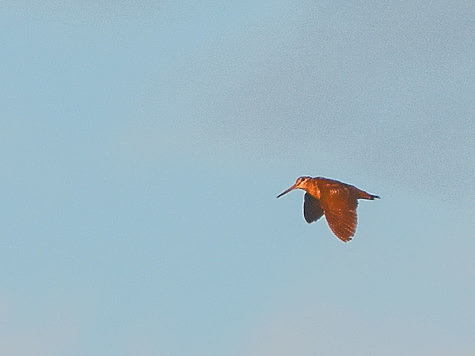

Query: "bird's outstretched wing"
<box><xmin>303</xmin><ymin>193</ymin><xmax>324</xmax><ymax>223</ymax></box>
<box><xmin>319</xmin><ymin>182</ymin><xmax>358</xmax><ymax>242</ymax></box>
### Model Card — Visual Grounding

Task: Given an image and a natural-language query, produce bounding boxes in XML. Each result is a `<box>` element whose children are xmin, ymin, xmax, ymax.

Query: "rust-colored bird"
<box><xmin>277</xmin><ymin>176</ymin><xmax>379</xmax><ymax>242</ymax></box>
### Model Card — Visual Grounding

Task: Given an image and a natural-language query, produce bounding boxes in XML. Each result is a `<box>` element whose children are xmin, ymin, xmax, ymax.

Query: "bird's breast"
<box><xmin>306</xmin><ymin>181</ymin><xmax>321</xmax><ymax>200</ymax></box>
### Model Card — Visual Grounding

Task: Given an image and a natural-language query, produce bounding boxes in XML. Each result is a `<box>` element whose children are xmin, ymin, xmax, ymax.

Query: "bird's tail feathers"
<box><xmin>357</xmin><ymin>190</ymin><xmax>380</xmax><ymax>200</ymax></box>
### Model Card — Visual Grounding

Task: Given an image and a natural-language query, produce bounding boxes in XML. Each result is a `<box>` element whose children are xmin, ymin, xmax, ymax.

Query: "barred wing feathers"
<box><xmin>319</xmin><ymin>182</ymin><xmax>358</xmax><ymax>242</ymax></box>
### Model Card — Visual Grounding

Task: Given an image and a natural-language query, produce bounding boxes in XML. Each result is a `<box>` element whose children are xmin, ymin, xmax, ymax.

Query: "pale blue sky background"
<box><xmin>1</xmin><ymin>1</ymin><xmax>474</xmax><ymax>355</ymax></box>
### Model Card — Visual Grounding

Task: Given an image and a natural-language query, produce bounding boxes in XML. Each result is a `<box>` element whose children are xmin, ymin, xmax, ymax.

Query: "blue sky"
<box><xmin>1</xmin><ymin>1</ymin><xmax>473</xmax><ymax>355</ymax></box>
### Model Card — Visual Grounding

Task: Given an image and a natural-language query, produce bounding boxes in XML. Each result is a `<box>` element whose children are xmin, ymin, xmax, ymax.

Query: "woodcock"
<box><xmin>277</xmin><ymin>176</ymin><xmax>379</xmax><ymax>242</ymax></box>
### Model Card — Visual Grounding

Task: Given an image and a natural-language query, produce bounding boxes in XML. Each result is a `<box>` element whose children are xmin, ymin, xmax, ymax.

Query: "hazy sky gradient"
<box><xmin>1</xmin><ymin>1</ymin><xmax>473</xmax><ymax>355</ymax></box>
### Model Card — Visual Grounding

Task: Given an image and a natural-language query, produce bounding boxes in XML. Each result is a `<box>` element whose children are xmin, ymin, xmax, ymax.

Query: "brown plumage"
<box><xmin>277</xmin><ymin>176</ymin><xmax>379</xmax><ymax>242</ymax></box>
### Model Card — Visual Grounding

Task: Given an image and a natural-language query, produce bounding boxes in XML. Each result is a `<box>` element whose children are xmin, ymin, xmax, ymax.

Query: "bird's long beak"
<box><xmin>276</xmin><ymin>184</ymin><xmax>297</xmax><ymax>198</ymax></box>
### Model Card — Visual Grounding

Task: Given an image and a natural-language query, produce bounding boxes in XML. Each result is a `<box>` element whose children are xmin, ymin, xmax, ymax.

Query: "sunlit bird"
<box><xmin>277</xmin><ymin>176</ymin><xmax>380</xmax><ymax>242</ymax></box>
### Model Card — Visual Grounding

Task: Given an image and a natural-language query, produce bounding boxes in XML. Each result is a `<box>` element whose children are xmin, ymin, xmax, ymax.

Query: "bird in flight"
<box><xmin>277</xmin><ymin>176</ymin><xmax>379</xmax><ymax>242</ymax></box>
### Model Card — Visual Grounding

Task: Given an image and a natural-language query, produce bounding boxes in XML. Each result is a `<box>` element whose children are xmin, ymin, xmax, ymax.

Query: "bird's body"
<box><xmin>277</xmin><ymin>176</ymin><xmax>379</xmax><ymax>242</ymax></box>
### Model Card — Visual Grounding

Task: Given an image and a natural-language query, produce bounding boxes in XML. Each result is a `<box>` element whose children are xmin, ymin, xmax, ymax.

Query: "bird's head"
<box><xmin>277</xmin><ymin>176</ymin><xmax>312</xmax><ymax>198</ymax></box>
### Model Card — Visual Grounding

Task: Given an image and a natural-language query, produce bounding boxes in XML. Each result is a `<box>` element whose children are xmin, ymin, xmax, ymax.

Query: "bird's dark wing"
<box><xmin>319</xmin><ymin>182</ymin><xmax>358</xmax><ymax>242</ymax></box>
<box><xmin>303</xmin><ymin>193</ymin><xmax>324</xmax><ymax>223</ymax></box>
